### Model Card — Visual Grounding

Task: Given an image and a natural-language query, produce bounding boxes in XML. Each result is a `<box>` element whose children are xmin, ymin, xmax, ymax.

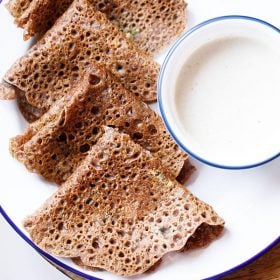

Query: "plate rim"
<box><xmin>1</xmin><ymin>205</ymin><xmax>279</xmax><ymax>280</ymax></box>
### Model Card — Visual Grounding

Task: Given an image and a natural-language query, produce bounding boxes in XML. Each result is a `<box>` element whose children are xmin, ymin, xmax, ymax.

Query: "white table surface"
<box><xmin>0</xmin><ymin>215</ymin><xmax>68</xmax><ymax>280</ymax></box>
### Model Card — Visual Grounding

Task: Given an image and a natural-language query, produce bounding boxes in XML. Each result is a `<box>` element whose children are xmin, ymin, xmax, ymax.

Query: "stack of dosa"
<box><xmin>10</xmin><ymin>65</ymin><xmax>193</xmax><ymax>184</ymax></box>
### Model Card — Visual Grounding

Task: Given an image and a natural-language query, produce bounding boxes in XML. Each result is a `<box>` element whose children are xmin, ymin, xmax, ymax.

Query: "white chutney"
<box><xmin>159</xmin><ymin>17</ymin><xmax>280</xmax><ymax>167</ymax></box>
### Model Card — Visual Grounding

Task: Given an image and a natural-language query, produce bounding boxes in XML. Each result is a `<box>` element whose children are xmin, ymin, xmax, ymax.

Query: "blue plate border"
<box><xmin>0</xmin><ymin>206</ymin><xmax>101</xmax><ymax>280</ymax></box>
<box><xmin>1</xmin><ymin>205</ymin><xmax>279</xmax><ymax>279</ymax></box>
<box><xmin>204</xmin><ymin>236</ymin><xmax>280</xmax><ymax>280</ymax></box>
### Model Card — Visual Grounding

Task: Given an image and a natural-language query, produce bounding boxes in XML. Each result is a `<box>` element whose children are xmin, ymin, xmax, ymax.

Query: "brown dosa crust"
<box><xmin>177</xmin><ymin>159</ymin><xmax>196</xmax><ymax>184</ymax></box>
<box><xmin>4</xmin><ymin>0</ymin><xmax>159</xmax><ymax>115</ymax></box>
<box><xmin>23</xmin><ymin>127</ymin><xmax>224</xmax><ymax>277</ymax></box>
<box><xmin>10</xmin><ymin>64</ymin><xmax>189</xmax><ymax>185</ymax></box>
<box><xmin>15</xmin><ymin>88</ymin><xmax>47</xmax><ymax>122</ymax></box>
<box><xmin>7</xmin><ymin>0</ymin><xmax>187</xmax><ymax>55</ymax></box>
<box><xmin>183</xmin><ymin>223</ymin><xmax>224</xmax><ymax>251</ymax></box>
<box><xmin>72</xmin><ymin>223</ymin><xmax>223</xmax><ymax>274</ymax></box>
<box><xmin>6</xmin><ymin>0</ymin><xmax>32</xmax><ymax>18</ymax></box>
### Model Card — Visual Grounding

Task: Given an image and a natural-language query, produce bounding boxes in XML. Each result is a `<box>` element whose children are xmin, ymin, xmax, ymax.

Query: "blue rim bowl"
<box><xmin>158</xmin><ymin>15</ymin><xmax>280</xmax><ymax>170</ymax></box>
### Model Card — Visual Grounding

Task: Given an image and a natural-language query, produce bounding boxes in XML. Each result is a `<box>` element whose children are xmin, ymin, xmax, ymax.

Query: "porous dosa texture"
<box><xmin>6</xmin><ymin>0</ymin><xmax>32</xmax><ymax>18</ymax></box>
<box><xmin>24</xmin><ymin>127</ymin><xmax>224</xmax><ymax>277</ymax></box>
<box><xmin>4</xmin><ymin>0</ymin><xmax>159</xmax><ymax>116</ymax></box>
<box><xmin>73</xmin><ymin>222</ymin><xmax>223</xmax><ymax>273</ymax></box>
<box><xmin>15</xmin><ymin>88</ymin><xmax>47</xmax><ymax>122</ymax></box>
<box><xmin>109</xmin><ymin>0</ymin><xmax>187</xmax><ymax>55</ymax></box>
<box><xmin>71</xmin><ymin>209</ymin><xmax>223</xmax><ymax>271</ymax></box>
<box><xmin>7</xmin><ymin>0</ymin><xmax>187</xmax><ymax>55</ymax></box>
<box><xmin>11</xmin><ymin>0</ymin><xmax>116</xmax><ymax>41</ymax></box>
<box><xmin>10</xmin><ymin>65</ymin><xmax>190</xmax><ymax>184</ymax></box>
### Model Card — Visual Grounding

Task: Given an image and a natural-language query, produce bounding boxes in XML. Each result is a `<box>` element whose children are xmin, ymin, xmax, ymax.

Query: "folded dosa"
<box><xmin>7</xmin><ymin>0</ymin><xmax>187</xmax><ymax>55</ymax></box>
<box><xmin>10</xmin><ymin>65</ymin><xmax>192</xmax><ymax>184</ymax></box>
<box><xmin>24</xmin><ymin>126</ymin><xmax>224</xmax><ymax>276</ymax></box>
<box><xmin>4</xmin><ymin>0</ymin><xmax>159</xmax><ymax>121</ymax></box>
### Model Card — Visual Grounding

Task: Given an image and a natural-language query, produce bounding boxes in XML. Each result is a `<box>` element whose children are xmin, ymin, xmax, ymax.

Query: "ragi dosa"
<box><xmin>7</xmin><ymin>0</ymin><xmax>187</xmax><ymax>55</ymax></box>
<box><xmin>4</xmin><ymin>0</ymin><xmax>159</xmax><ymax>122</ymax></box>
<box><xmin>24</xmin><ymin>126</ymin><xmax>224</xmax><ymax>277</ymax></box>
<box><xmin>10</xmin><ymin>65</ymin><xmax>193</xmax><ymax>184</ymax></box>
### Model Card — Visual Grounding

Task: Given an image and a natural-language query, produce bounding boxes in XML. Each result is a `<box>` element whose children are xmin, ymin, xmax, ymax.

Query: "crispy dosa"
<box><xmin>7</xmin><ymin>0</ymin><xmax>187</xmax><ymax>54</ymax></box>
<box><xmin>10</xmin><ymin>65</ymin><xmax>192</xmax><ymax>184</ymax></box>
<box><xmin>4</xmin><ymin>0</ymin><xmax>159</xmax><ymax>121</ymax></box>
<box><xmin>24</xmin><ymin>126</ymin><xmax>224</xmax><ymax>276</ymax></box>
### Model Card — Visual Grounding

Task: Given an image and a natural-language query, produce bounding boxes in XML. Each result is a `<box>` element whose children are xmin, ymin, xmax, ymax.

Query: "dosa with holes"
<box><xmin>4</xmin><ymin>0</ymin><xmax>159</xmax><ymax>122</ymax></box>
<box><xmin>10</xmin><ymin>64</ymin><xmax>194</xmax><ymax>184</ymax></box>
<box><xmin>23</xmin><ymin>126</ymin><xmax>224</xmax><ymax>277</ymax></box>
<box><xmin>6</xmin><ymin>0</ymin><xmax>33</xmax><ymax>18</ymax></box>
<box><xmin>7</xmin><ymin>0</ymin><xmax>187</xmax><ymax>54</ymax></box>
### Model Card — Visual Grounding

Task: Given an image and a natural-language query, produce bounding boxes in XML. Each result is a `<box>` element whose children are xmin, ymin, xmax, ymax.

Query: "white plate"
<box><xmin>0</xmin><ymin>1</ymin><xmax>279</xmax><ymax>280</ymax></box>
